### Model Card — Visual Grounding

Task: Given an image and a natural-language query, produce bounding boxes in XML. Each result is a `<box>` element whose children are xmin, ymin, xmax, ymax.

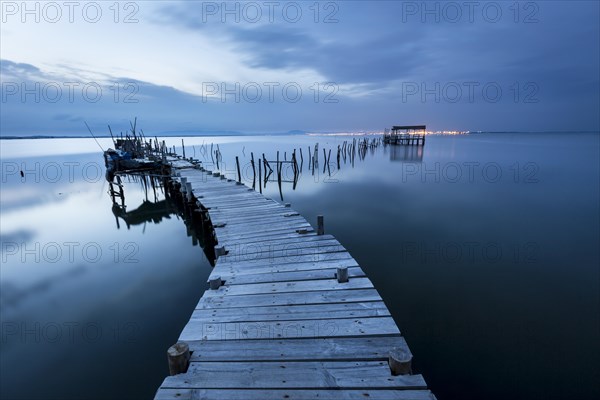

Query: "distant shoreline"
<box><xmin>0</xmin><ymin>131</ymin><xmax>598</xmax><ymax>139</ymax></box>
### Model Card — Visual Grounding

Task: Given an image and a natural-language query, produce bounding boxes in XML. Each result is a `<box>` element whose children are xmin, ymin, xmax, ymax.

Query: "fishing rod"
<box><xmin>84</xmin><ymin>121</ymin><xmax>105</xmax><ymax>152</ymax></box>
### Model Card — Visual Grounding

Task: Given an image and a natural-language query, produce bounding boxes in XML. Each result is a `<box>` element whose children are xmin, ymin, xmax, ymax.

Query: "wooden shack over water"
<box><xmin>383</xmin><ymin>125</ymin><xmax>426</xmax><ymax>146</ymax></box>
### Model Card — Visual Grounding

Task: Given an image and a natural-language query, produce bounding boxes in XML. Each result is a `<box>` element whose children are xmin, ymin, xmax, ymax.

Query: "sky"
<box><xmin>0</xmin><ymin>0</ymin><xmax>599</xmax><ymax>135</ymax></box>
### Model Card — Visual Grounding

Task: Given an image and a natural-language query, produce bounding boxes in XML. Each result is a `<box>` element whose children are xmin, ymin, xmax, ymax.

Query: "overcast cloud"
<box><xmin>1</xmin><ymin>1</ymin><xmax>598</xmax><ymax>135</ymax></box>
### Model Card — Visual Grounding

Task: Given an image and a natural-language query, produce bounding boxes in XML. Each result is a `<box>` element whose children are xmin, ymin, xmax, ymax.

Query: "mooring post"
<box><xmin>180</xmin><ymin>177</ymin><xmax>187</xmax><ymax>193</ymax></box>
<box><xmin>388</xmin><ymin>347</ymin><xmax>413</xmax><ymax>376</ymax></box>
<box><xmin>236</xmin><ymin>156</ymin><xmax>241</xmax><ymax>183</ymax></box>
<box><xmin>258</xmin><ymin>161</ymin><xmax>262</xmax><ymax>194</ymax></box>
<box><xmin>317</xmin><ymin>215</ymin><xmax>324</xmax><ymax>235</ymax></box>
<box><xmin>209</xmin><ymin>275</ymin><xmax>222</xmax><ymax>290</ymax></box>
<box><xmin>182</xmin><ymin>139</ymin><xmax>186</xmax><ymax>158</ymax></box>
<box><xmin>336</xmin><ymin>266</ymin><xmax>349</xmax><ymax>283</ymax></box>
<box><xmin>250</xmin><ymin>152</ymin><xmax>256</xmax><ymax>188</ymax></box>
<box><xmin>167</xmin><ymin>342</ymin><xmax>190</xmax><ymax>376</ymax></box>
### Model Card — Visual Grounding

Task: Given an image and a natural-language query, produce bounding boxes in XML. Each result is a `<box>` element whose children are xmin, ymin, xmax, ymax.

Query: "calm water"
<box><xmin>1</xmin><ymin>133</ymin><xmax>598</xmax><ymax>400</ymax></box>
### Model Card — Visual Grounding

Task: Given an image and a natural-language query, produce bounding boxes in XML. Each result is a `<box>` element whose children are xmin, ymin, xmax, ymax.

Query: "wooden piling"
<box><xmin>236</xmin><ymin>156</ymin><xmax>241</xmax><ymax>183</ymax></box>
<box><xmin>258</xmin><ymin>161</ymin><xmax>262</xmax><ymax>194</ymax></box>
<box><xmin>336</xmin><ymin>266</ymin><xmax>349</xmax><ymax>283</ymax></box>
<box><xmin>167</xmin><ymin>342</ymin><xmax>190</xmax><ymax>376</ymax></box>
<box><xmin>209</xmin><ymin>275</ymin><xmax>222</xmax><ymax>290</ymax></box>
<box><xmin>186</xmin><ymin>182</ymin><xmax>193</xmax><ymax>201</ymax></box>
<box><xmin>317</xmin><ymin>215</ymin><xmax>324</xmax><ymax>235</ymax></box>
<box><xmin>215</xmin><ymin>246</ymin><xmax>226</xmax><ymax>257</ymax></box>
<box><xmin>388</xmin><ymin>347</ymin><xmax>413</xmax><ymax>376</ymax></box>
<box><xmin>250</xmin><ymin>153</ymin><xmax>256</xmax><ymax>189</ymax></box>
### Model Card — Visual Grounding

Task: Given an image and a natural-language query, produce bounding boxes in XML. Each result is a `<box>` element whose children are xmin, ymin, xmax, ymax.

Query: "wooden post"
<box><xmin>215</xmin><ymin>245</ymin><xmax>226</xmax><ymax>257</ymax></box>
<box><xmin>388</xmin><ymin>347</ymin><xmax>413</xmax><ymax>376</ymax></box>
<box><xmin>180</xmin><ymin>177</ymin><xmax>187</xmax><ymax>193</ymax></box>
<box><xmin>167</xmin><ymin>342</ymin><xmax>190</xmax><ymax>375</ymax></box>
<box><xmin>186</xmin><ymin>182</ymin><xmax>193</xmax><ymax>201</ymax></box>
<box><xmin>336</xmin><ymin>266</ymin><xmax>349</xmax><ymax>283</ymax></box>
<box><xmin>250</xmin><ymin>152</ymin><xmax>256</xmax><ymax>189</ymax></box>
<box><xmin>236</xmin><ymin>156</ymin><xmax>241</xmax><ymax>183</ymax></box>
<box><xmin>317</xmin><ymin>215</ymin><xmax>324</xmax><ymax>235</ymax></box>
<box><xmin>182</xmin><ymin>139</ymin><xmax>186</xmax><ymax>158</ymax></box>
<box><xmin>258</xmin><ymin>161</ymin><xmax>262</xmax><ymax>194</ymax></box>
<box><xmin>209</xmin><ymin>275</ymin><xmax>222</xmax><ymax>290</ymax></box>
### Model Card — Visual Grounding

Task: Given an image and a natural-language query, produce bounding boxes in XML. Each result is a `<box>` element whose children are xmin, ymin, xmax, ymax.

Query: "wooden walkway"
<box><xmin>154</xmin><ymin>157</ymin><xmax>436</xmax><ymax>400</ymax></box>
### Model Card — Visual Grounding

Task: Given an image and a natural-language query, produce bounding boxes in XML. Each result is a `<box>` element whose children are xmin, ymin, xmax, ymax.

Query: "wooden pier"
<box><xmin>383</xmin><ymin>125</ymin><xmax>426</xmax><ymax>146</ymax></box>
<box><xmin>154</xmin><ymin>155</ymin><xmax>435</xmax><ymax>400</ymax></box>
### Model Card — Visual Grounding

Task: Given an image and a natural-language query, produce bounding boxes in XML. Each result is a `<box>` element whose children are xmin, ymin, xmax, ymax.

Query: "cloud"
<box><xmin>0</xmin><ymin>60</ymin><xmax>41</xmax><ymax>75</ymax></box>
<box><xmin>1</xmin><ymin>1</ymin><xmax>598</xmax><ymax>133</ymax></box>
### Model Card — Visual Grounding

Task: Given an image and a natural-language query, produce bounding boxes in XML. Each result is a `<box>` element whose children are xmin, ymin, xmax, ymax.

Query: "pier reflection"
<box><xmin>107</xmin><ymin>172</ymin><xmax>216</xmax><ymax>264</ymax></box>
<box><xmin>389</xmin><ymin>145</ymin><xmax>424</xmax><ymax>162</ymax></box>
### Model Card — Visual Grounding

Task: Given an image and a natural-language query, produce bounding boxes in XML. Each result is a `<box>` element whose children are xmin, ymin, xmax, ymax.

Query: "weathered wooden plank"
<box><xmin>194</xmin><ymin>189</ymin><xmax>263</xmax><ymax>199</ymax></box>
<box><xmin>211</xmin><ymin>216</ymin><xmax>303</xmax><ymax>228</ymax></box>
<box><xmin>186</xmin><ymin>336</ymin><xmax>405</xmax><ymax>362</ymax></box>
<box><xmin>186</xmin><ymin>181</ymin><xmax>246</xmax><ymax>190</ymax></box>
<box><xmin>213</xmin><ymin>215</ymin><xmax>306</xmax><ymax>227</ymax></box>
<box><xmin>215</xmin><ymin>223</ymin><xmax>311</xmax><ymax>238</ymax></box>
<box><xmin>168</xmin><ymin>160</ymin><xmax>195</xmax><ymax>168</ymax></box>
<box><xmin>197</xmin><ymin>288</ymin><xmax>383</xmax><ymax>309</ymax></box>
<box><xmin>209</xmin><ymin>258</ymin><xmax>358</xmax><ymax>284</ymax></box>
<box><xmin>197</xmin><ymin>192</ymin><xmax>270</xmax><ymax>203</ymax></box>
<box><xmin>208</xmin><ymin>208</ymin><xmax>299</xmax><ymax>219</ymax></box>
<box><xmin>208</xmin><ymin>199</ymin><xmax>281</xmax><ymax>208</ymax></box>
<box><xmin>218</xmin><ymin>234</ymin><xmax>338</xmax><ymax>250</ymax></box>
<box><xmin>211</xmin><ymin>208</ymin><xmax>287</xmax><ymax>218</ymax></box>
<box><xmin>161</xmin><ymin>361</ymin><xmax>427</xmax><ymax>389</ymax></box>
<box><xmin>185</xmin><ymin>180</ymin><xmax>240</xmax><ymax>189</ymax></box>
<box><xmin>210</xmin><ymin>258</ymin><xmax>360</xmax><ymax>280</ymax></box>
<box><xmin>218</xmin><ymin>244</ymin><xmax>348</xmax><ymax>264</ymax></box>
<box><xmin>209</xmin><ymin>198</ymin><xmax>281</xmax><ymax>207</ymax></box>
<box><xmin>180</xmin><ymin>316</ymin><xmax>400</xmax><ymax>341</ymax></box>
<box><xmin>216</xmin><ymin>223</ymin><xmax>312</xmax><ymax>241</ymax></box>
<box><xmin>155</xmin><ymin>388</ymin><xmax>437</xmax><ymax>400</ymax></box>
<box><xmin>218</xmin><ymin>266</ymin><xmax>365</xmax><ymax>285</ymax></box>
<box><xmin>216</xmin><ymin>251</ymin><xmax>357</xmax><ymax>269</ymax></box>
<box><xmin>204</xmin><ymin>277</ymin><xmax>373</xmax><ymax>297</ymax></box>
<box><xmin>216</xmin><ymin>229</ymin><xmax>315</xmax><ymax>244</ymax></box>
<box><xmin>190</xmin><ymin>300</ymin><xmax>388</xmax><ymax>323</ymax></box>
<box><xmin>221</xmin><ymin>238</ymin><xmax>344</xmax><ymax>254</ymax></box>
<box><xmin>212</xmin><ymin>213</ymin><xmax>304</xmax><ymax>225</ymax></box>
<box><xmin>192</xmin><ymin>189</ymin><xmax>249</xmax><ymax>197</ymax></box>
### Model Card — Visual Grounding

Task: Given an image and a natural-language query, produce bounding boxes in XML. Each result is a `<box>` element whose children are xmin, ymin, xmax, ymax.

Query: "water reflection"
<box><xmin>1</xmin><ymin>149</ymin><xmax>212</xmax><ymax>400</ymax></box>
<box><xmin>2</xmin><ymin>133</ymin><xmax>597</xmax><ymax>400</ymax></box>
<box><xmin>388</xmin><ymin>144</ymin><xmax>424</xmax><ymax>162</ymax></box>
<box><xmin>107</xmin><ymin>171</ymin><xmax>217</xmax><ymax>264</ymax></box>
